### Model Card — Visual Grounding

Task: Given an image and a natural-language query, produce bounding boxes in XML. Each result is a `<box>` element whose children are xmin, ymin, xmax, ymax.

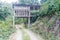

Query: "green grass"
<box><xmin>22</xmin><ymin>29</ymin><xmax>30</xmax><ymax>40</ymax></box>
<box><xmin>30</xmin><ymin>10</ymin><xmax>39</xmax><ymax>13</ymax></box>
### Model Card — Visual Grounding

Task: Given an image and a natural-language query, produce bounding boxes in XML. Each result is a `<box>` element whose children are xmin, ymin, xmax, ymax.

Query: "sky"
<box><xmin>1</xmin><ymin>0</ymin><xmax>41</xmax><ymax>3</ymax></box>
<box><xmin>1</xmin><ymin>0</ymin><xmax>18</xmax><ymax>3</ymax></box>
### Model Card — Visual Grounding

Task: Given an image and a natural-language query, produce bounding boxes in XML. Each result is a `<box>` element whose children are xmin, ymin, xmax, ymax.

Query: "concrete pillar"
<box><xmin>28</xmin><ymin>7</ymin><xmax>30</xmax><ymax>28</ymax></box>
<box><xmin>28</xmin><ymin>17</ymin><xmax>30</xmax><ymax>28</ymax></box>
<box><xmin>13</xmin><ymin>9</ymin><xmax>15</xmax><ymax>28</ymax></box>
<box><xmin>13</xmin><ymin>16</ymin><xmax>15</xmax><ymax>28</ymax></box>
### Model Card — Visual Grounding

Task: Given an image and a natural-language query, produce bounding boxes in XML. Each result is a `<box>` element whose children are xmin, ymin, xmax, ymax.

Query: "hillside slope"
<box><xmin>30</xmin><ymin>15</ymin><xmax>60</xmax><ymax>40</ymax></box>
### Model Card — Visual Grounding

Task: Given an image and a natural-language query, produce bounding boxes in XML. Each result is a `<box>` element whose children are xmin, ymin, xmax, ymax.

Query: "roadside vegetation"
<box><xmin>0</xmin><ymin>3</ymin><xmax>15</xmax><ymax>40</ymax></box>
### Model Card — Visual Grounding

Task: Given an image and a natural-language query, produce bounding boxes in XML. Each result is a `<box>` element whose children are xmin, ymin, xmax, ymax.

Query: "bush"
<box><xmin>0</xmin><ymin>18</ymin><xmax>15</xmax><ymax>40</ymax></box>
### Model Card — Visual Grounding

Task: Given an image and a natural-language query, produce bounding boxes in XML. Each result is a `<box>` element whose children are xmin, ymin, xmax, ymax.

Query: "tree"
<box><xmin>39</xmin><ymin>0</ymin><xmax>60</xmax><ymax>16</ymax></box>
<box><xmin>40</xmin><ymin>0</ymin><xmax>47</xmax><ymax>4</ymax></box>
<box><xmin>0</xmin><ymin>2</ymin><xmax>12</xmax><ymax>20</ymax></box>
<box><xmin>18</xmin><ymin>0</ymin><xmax>39</xmax><ymax>5</ymax></box>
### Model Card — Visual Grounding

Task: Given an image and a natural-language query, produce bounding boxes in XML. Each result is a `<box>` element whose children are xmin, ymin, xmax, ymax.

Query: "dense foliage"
<box><xmin>0</xmin><ymin>3</ymin><xmax>11</xmax><ymax>20</ymax></box>
<box><xmin>40</xmin><ymin>0</ymin><xmax>60</xmax><ymax>16</ymax></box>
<box><xmin>19</xmin><ymin>0</ymin><xmax>39</xmax><ymax>5</ymax></box>
<box><xmin>0</xmin><ymin>2</ymin><xmax>15</xmax><ymax>40</ymax></box>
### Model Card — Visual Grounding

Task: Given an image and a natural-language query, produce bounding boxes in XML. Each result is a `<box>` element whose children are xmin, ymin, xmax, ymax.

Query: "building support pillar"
<box><xmin>28</xmin><ymin>7</ymin><xmax>30</xmax><ymax>28</ymax></box>
<box><xmin>13</xmin><ymin>16</ymin><xmax>15</xmax><ymax>28</ymax></box>
<box><xmin>28</xmin><ymin>17</ymin><xmax>30</xmax><ymax>28</ymax></box>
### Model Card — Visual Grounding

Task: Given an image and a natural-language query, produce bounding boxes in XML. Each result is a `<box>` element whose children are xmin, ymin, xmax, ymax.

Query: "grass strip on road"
<box><xmin>22</xmin><ymin>29</ymin><xmax>30</xmax><ymax>40</ymax></box>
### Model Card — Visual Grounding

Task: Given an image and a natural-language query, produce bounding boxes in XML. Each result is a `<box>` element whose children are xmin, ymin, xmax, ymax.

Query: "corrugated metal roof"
<box><xmin>12</xmin><ymin>3</ymin><xmax>40</xmax><ymax>8</ymax></box>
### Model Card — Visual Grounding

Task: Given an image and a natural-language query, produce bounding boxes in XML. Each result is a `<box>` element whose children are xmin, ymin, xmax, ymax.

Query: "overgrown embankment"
<box><xmin>30</xmin><ymin>12</ymin><xmax>60</xmax><ymax>40</ymax></box>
